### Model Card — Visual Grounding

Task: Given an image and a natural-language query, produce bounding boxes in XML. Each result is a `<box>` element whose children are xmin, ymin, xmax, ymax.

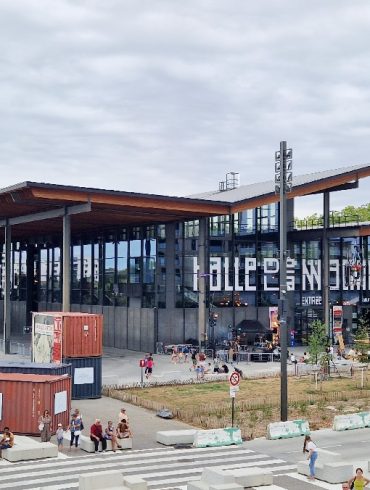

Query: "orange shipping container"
<box><xmin>0</xmin><ymin>373</ymin><xmax>71</xmax><ymax>435</ymax></box>
<box><xmin>32</xmin><ymin>312</ymin><xmax>103</xmax><ymax>360</ymax></box>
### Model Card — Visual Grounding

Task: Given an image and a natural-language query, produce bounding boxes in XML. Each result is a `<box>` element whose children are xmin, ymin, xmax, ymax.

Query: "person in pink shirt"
<box><xmin>146</xmin><ymin>353</ymin><xmax>154</xmax><ymax>379</ymax></box>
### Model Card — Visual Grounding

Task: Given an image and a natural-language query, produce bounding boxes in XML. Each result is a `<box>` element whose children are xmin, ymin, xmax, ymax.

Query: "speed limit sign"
<box><xmin>229</xmin><ymin>371</ymin><xmax>240</xmax><ymax>387</ymax></box>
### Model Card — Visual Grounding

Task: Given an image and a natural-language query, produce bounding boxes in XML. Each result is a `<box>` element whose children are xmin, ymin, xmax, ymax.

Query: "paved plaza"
<box><xmin>1</xmin><ymin>343</ymin><xmax>369</xmax><ymax>489</ymax></box>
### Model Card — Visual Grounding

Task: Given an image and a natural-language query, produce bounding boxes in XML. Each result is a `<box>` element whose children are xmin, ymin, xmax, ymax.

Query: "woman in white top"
<box><xmin>303</xmin><ymin>435</ymin><xmax>318</xmax><ymax>480</ymax></box>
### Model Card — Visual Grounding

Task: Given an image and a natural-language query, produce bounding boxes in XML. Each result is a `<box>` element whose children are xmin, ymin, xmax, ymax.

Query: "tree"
<box><xmin>308</xmin><ymin>320</ymin><xmax>328</xmax><ymax>364</ymax></box>
<box><xmin>354</xmin><ymin>316</ymin><xmax>370</xmax><ymax>363</ymax></box>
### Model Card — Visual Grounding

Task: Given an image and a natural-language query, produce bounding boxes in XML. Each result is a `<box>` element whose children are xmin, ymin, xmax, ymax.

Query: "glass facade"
<box><xmin>1</xmin><ymin>201</ymin><xmax>370</xmax><ymax>346</ymax></box>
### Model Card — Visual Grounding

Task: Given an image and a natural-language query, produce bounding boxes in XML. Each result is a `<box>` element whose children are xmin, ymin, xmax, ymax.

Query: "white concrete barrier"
<box><xmin>193</xmin><ymin>428</ymin><xmax>242</xmax><ymax>448</ymax></box>
<box><xmin>224</xmin><ymin>468</ymin><xmax>273</xmax><ymax>487</ymax></box>
<box><xmin>123</xmin><ymin>475</ymin><xmax>147</xmax><ymax>490</ymax></box>
<box><xmin>79</xmin><ymin>470</ymin><xmax>125</xmax><ymax>490</ymax></box>
<box><xmin>76</xmin><ymin>434</ymin><xmax>132</xmax><ymax>452</ymax></box>
<box><xmin>156</xmin><ymin>429</ymin><xmax>197</xmax><ymax>446</ymax></box>
<box><xmin>333</xmin><ymin>412</ymin><xmax>370</xmax><ymax>431</ymax></box>
<box><xmin>2</xmin><ymin>440</ymin><xmax>58</xmax><ymax>462</ymax></box>
<box><xmin>297</xmin><ymin>460</ymin><xmax>353</xmax><ymax>484</ymax></box>
<box><xmin>267</xmin><ymin>419</ymin><xmax>310</xmax><ymax>439</ymax></box>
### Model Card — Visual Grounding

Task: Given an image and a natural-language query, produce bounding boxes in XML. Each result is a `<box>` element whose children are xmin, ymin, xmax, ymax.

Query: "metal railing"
<box><xmin>0</xmin><ymin>339</ymin><xmax>31</xmax><ymax>357</ymax></box>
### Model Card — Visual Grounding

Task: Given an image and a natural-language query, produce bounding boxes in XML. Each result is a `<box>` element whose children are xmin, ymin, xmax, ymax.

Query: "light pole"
<box><xmin>275</xmin><ymin>141</ymin><xmax>293</xmax><ymax>421</ymax></box>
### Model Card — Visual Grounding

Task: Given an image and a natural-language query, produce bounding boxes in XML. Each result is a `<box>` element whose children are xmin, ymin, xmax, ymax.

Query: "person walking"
<box><xmin>69</xmin><ymin>412</ymin><xmax>82</xmax><ymax>450</ymax></box>
<box><xmin>38</xmin><ymin>409</ymin><xmax>52</xmax><ymax>442</ymax></box>
<box><xmin>303</xmin><ymin>435</ymin><xmax>318</xmax><ymax>480</ymax></box>
<box><xmin>146</xmin><ymin>354</ymin><xmax>154</xmax><ymax>379</ymax></box>
<box><xmin>56</xmin><ymin>423</ymin><xmax>64</xmax><ymax>451</ymax></box>
<box><xmin>348</xmin><ymin>468</ymin><xmax>370</xmax><ymax>489</ymax></box>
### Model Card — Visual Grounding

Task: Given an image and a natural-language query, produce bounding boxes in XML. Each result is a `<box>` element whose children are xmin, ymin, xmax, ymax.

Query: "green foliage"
<box><xmin>354</xmin><ymin>316</ymin><xmax>370</xmax><ymax>363</ymax></box>
<box><xmin>295</xmin><ymin>203</ymin><xmax>370</xmax><ymax>228</ymax></box>
<box><xmin>308</xmin><ymin>320</ymin><xmax>328</xmax><ymax>364</ymax></box>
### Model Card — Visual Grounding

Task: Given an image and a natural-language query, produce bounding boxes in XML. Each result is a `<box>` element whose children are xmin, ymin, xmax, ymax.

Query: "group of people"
<box><xmin>303</xmin><ymin>435</ymin><xmax>370</xmax><ymax>488</ymax></box>
<box><xmin>37</xmin><ymin>406</ymin><xmax>132</xmax><ymax>452</ymax></box>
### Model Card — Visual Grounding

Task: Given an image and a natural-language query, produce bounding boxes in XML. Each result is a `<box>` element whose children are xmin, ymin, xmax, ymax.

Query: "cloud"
<box><xmin>0</xmin><ymin>0</ymin><xmax>369</xmax><ymax>214</ymax></box>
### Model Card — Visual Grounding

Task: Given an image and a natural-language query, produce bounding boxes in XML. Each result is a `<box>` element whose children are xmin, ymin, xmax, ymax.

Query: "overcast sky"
<box><xmin>1</xmin><ymin>0</ymin><xmax>370</xmax><ymax>217</ymax></box>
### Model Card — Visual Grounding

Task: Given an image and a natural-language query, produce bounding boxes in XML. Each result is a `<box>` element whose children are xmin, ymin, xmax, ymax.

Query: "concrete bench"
<box><xmin>123</xmin><ymin>475</ymin><xmax>147</xmax><ymax>490</ymax></box>
<box><xmin>187</xmin><ymin>466</ymin><xmax>270</xmax><ymax>490</ymax></box>
<box><xmin>297</xmin><ymin>460</ymin><xmax>353</xmax><ymax>483</ymax></box>
<box><xmin>79</xmin><ymin>470</ymin><xmax>126</xmax><ymax>490</ymax></box>
<box><xmin>2</xmin><ymin>442</ymin><xmax>58</xmax><ymax>462</ymax></box>
<box><xmin>156</xmin><ymin>429</ymin><xmax>197</xmax><ymax>446</ymax></box>
<box><xmin>224</xmin><ymin>467</ymin><xmax>273</xmax><ymax>487</ymax></box>
<box><xmin>79</xmin><ymin>434</ymin><xmax>133</xmax><ymax>453</ymax></box>
<box><xmin>188</xmin><ymin>483</ymin><xmax>242</xmax><ymax>490</ymax></box>
<box><xmin>79</xmin><ymin>471</ymin><xmax>147</xmax><ymax>490</ymax></box>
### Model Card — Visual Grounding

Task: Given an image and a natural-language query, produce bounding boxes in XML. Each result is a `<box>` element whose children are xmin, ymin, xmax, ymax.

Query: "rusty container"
<box><xmin>32</xmin><ymin>312</ymin><xmax>103</xmax><ymax>360</ymax></box>
<box><xmin>0</xmin><ymin>373</ymin><xmax>71</xmax><ymax>435</ymax></box>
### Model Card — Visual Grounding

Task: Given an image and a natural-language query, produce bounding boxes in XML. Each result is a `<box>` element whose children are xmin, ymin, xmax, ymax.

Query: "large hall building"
<box><xmin>1</xmin><ymin>163</ymin><xmax>370</xmax><ymax>352</ymax></box>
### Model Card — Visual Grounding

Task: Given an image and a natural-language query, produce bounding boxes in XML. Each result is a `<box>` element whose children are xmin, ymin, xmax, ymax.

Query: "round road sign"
<box><xmin>139</xmin><ymin>359</ymin><xmax>146</xmax><ymax>368</ymax></box>
<box><xmin>229</xmin><ymin>371</ymin><xmax>240</xmax><ymax>386</ymax></box>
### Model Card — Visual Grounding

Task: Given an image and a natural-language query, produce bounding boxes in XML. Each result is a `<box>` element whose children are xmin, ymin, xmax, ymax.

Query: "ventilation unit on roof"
<box><xmin>219</xmin><ymin>172</ymin><xmax>240</xmax><ymax>191</ymax></box>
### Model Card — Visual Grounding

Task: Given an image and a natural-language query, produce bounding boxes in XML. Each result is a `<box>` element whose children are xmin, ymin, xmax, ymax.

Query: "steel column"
<box><xmin>323</xmin><ymin>191</ymin><xmax>331</xmax><ymax>340</ymax></box>
<box><xmin>62</xmin><ymin>212</ymin><xmax>71</xmax><ymax>312</ymax></box>
<box><xmin>198</xmin><ymin>217</ymin><xmax>207</xmax><ymax>348</ymax></box>
<box><xmin>3</xmin><ymin>223</ymin><xmax>11</xmax><ymax>354</ymax></box>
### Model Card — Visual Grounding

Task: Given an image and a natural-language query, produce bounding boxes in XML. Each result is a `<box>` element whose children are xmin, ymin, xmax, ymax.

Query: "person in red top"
<box><xmin>90</xmin><ymin>419</ymin><xmax>107</xmax><ymax>453</ymax></box>
<box><xmin>145</xmin><ymin>353</ymin><xmax>154</xmax><ymax>379</ymax></box>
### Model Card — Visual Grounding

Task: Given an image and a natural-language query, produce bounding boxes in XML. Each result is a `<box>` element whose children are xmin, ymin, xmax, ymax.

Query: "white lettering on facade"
<box><xmin>192</xmin><ymin>256</ymin><xmax>368</xmax><ymax>293</ymax></box>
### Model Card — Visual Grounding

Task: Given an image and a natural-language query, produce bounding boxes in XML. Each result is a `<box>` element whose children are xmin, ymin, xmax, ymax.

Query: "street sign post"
<box><xmin>229</xmin><ymin>371</ymin><xmax>241</xmax><ymax>427</ymax></box>
<box><xmin>139</xmin><ymin>359</ymin><xmax>145</xmax><ymax>386</ymax></box>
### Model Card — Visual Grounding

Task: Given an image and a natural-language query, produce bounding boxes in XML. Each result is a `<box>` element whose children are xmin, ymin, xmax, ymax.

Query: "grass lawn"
<box><xmin>108</xmin><ymin>370</ymin><xmax>370</xmax><ymax>438</ymax></box>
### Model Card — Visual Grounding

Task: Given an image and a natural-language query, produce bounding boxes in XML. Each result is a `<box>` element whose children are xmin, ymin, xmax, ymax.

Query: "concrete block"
<box><xmin>156</xmin><ymin>429</ymin><xmax>196</xmax><ymax>445</ymax></box>
<box><xmin>194</xmin><ymin>428</ymin><xmax>242</xmax><ymax>448</ymax></box>
<box><xmin>320</xmin><ymin>462</ymin><xmax>353</xmax><ymax>484</ymax></box>
<box><xmin>209</xmin><ymin>484</ymin><xmax>243</xmax><ymax>490</ymax></box>
<box><xmin>187</xmin><ymin>482</ymin><xmax>209</xmax><ymax>490</ymax></box>
<box><xmin>79</xmin><ymin>435</ymin><xmax>132</xmax><ymax>452</ymax></box>
<box><xmin>123</xmin><ymin>475</ymin><xmax>147</xmax><ymax>490</ymax></box>
<box><xmin>79</xmin><ymin>470</ymin><xmax>124</xmax><ymax>490</ymax></box>
<box><xmin>317</xmin><ymin>448</ymin><xmax>341</xmax><ymax>463</ymax></box>
<box><xmin>2</xmin><ymin>442</ymin><xmax>58</xmax><ymax>462</ymax></box>
<box><xmin>201</xmin><ymin>468</ymin><xmax>235</xmax><ymax>485</ymax></box>
<box><xmin>224</xmin><ymin>467</ymin><xmax>273</xmax><ymax>487</ymax></box>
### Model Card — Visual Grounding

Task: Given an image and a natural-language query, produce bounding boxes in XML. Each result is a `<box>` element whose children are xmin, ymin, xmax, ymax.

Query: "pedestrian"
<box><xmin>0</xmin><ymin>427</ymin><xmax>14</xmax><ymax>458</ymax></box>
<box><xmin>104</xmin><ymin>420</ymin><xmax>121</xmax><ymax>452</ymax></box>
<box><xmin>143</xmin><ymin>353</ymin><xmax>149</xmax><ymax>376</ymax></box>
<box><xmin>69</xmin><ymin>412</ymin><xmax>82</xmax><ymax>450</ymax></box>
<box><xmin>56</xmin><ymin>423</ymin><xmax>64</xmax><ymax>451</ymax></box>
<box><xmin>118</xmin><ymin>407</ymin><xmax>129</xmax><ymax>424</ymax></box>
<box><xmin>348</xmin><ymin>468</ymin><xmax>370</xmax><ymax>489</ymax></box>
<box><xmin>146</xmin><ymin>353</ymin><xmax>154</xmax><ymax>379</ymax></box>
<box><xmin>117</xmin><ymin>419</ymin><xmax>133</xmax><ymax>439</ymax></box>
<box><xmin>171</xmin><ymin>346</ymin><xmax>179</xmax><ymax>363</ymax></box>
<box><xmin>183</xmin><ymin>345</ymin><xmax>189</xmax><ymax>363</ymax></box>
<box><xmin>303</xmin><ymin>435</ymin><xmax>318</xmax><ymax>480</ymax></box>
<box><xmin>90</xmin><ymin>419</ymin><xmax>107</xmax><ymax>453</ymax></box>
<box><xmin>190</xmin><ymin>348</ymin><xmax>197</xmax><ymax>370</ymax></box>
<box><xmin>38</xmin><ymin>409</ymin><xmax>52</xmax><ymax>442</ymax></box>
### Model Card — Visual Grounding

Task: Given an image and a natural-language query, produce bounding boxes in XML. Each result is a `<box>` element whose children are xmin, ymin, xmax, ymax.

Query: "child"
<box><xmin>56</xmin><ymin>423</ymin><xmax>64</xmax><ymax>451</ymax></box>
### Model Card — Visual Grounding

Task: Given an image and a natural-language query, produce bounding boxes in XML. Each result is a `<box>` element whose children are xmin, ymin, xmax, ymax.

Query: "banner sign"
<box><xmin>32</xmin><ymin>314</ymin><xmax>62</xmax><ymax>364</ymax></box>
<box><xmin>333</xmin><ymin>306</ymin><xmax>343</xmax><ymax>334</ymax></box>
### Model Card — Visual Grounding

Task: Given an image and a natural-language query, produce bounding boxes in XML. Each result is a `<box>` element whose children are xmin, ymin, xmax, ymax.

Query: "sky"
<box><xmin>1</xmin><ymin>0</ymin><xmax>370</xmax><ymax>217</ymax></box>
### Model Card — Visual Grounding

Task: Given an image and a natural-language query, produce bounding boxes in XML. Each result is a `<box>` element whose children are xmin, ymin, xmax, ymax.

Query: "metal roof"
<box><xmin>189</xmin><ymin>163</ymin><xmax>370</xmax><ymax>204</ymax></box>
